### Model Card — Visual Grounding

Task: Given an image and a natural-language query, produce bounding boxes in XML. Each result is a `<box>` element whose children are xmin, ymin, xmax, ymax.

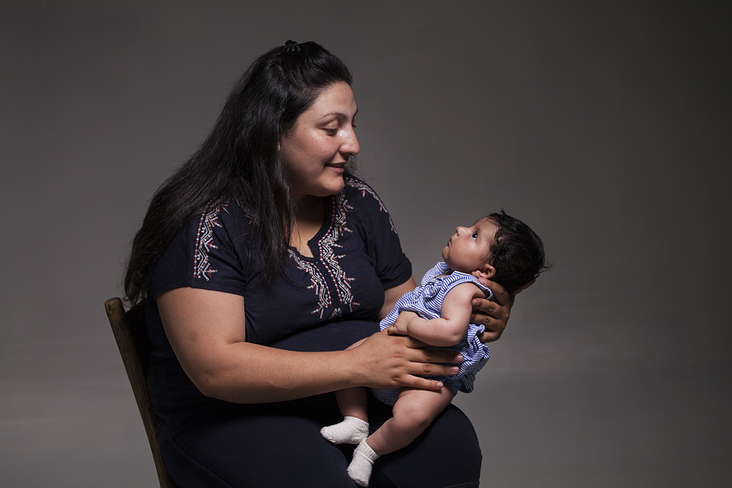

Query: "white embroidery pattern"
<box><xmin>193</xmin><ymin>203</ymin><xmax>228</xmax><ymax>281</ymax></box>
<box><xmin>345</xmin><ymin>177</ymin><xmax>397</xmax><ymax>233</ymax></box>
<box><xmin>319</xmin><ymin>192</ymin><xmax>358</xmax><ymax>313</ymax></box>
<box><xmin>289</xmin><ymin>250</ymin><xmax>332</xmax><ymax>319</ymax></box>
<box><xmin>292</xmin><ymin>186</ymin><xmax>366</xmax><ymax>319</ymax></box>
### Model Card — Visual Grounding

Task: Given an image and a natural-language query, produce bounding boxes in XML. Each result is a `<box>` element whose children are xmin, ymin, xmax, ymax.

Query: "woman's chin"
<box><xmin>322</xmin><ymin>176</ymin><xmax>345</xmax><ymax>195</ymax></box>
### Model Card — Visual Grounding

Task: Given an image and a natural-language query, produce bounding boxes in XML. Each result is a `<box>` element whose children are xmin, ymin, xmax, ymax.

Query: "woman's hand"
<box><xmin>472</xmin><ymin>278</ymin><xmax>535</xmax><ymax>342</ymax></box>
<box><xmin>348</xmin><ymin>329</ymin><xmax>462</xmax><ymax>391</ymax></box>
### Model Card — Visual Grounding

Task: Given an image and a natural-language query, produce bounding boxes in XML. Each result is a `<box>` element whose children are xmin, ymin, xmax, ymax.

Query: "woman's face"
<box><xmin>279</xmin><ymin>81</ymin><xmax>360</xmax><ymax>202</ymax></box>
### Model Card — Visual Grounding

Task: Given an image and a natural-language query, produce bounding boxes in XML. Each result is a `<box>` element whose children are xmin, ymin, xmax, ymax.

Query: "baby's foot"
<box><xmin>347</xmin><ymin>439</ymin><xmax>379</xmax><ymax>487</ymax></box>
<box><xmin>320</xmin><ymin>416</ymin><xmax>369</xmax><ymax>445</ymax></box>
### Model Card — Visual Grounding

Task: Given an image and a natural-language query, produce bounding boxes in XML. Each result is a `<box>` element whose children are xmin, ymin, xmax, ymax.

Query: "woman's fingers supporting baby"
<box><xmin>472</xmin><ymin>279</ymin><xmax>514</xmax><ymax>343</ymax></box>
<box><xmin>401</xmin><ymin>338</ymin><xmax>462</xmax><ymax>390</ymax></box>
<box><xmin>351</xmin><ymin>330</ymin><xmax>462</xmax><ymax>391</ymax></box>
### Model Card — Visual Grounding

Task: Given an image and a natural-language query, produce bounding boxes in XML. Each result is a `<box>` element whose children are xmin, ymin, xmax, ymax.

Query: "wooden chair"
<box><xmin>105</xmin><ymin>297</ymin><xmax>178</xmax><ymax>488</ymax></box>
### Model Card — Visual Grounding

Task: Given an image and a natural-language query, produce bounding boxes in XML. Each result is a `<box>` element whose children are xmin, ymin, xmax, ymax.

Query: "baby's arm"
<box><xmin>391</xmin><ymin>283</ymin><xmax>486</xmax><ymax>347</ymax></box>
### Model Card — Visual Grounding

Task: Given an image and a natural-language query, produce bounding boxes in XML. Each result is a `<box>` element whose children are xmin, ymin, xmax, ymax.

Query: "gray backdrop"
<box><xmin>2</xmin><ymin>1</ymin><xmax>730</xmax><ymax>486</ymax></box>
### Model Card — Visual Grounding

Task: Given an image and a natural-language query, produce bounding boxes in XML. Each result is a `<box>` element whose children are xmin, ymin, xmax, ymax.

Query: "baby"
<box><xmin>321</xmin><ymin>210</ymin><xmax>549</xmax><ymax>486</ymax></box>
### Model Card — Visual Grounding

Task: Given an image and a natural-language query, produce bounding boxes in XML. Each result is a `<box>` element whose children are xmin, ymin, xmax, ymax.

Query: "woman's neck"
<box><xmin>290</xmin><ymin>195</ymin><xmax>326</xmax><ymax>257</ymax></box>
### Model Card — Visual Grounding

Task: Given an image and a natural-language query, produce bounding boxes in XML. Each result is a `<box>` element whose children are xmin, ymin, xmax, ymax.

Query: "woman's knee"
<box><xmin>371</xmin><ymin>404</ymin><xmax>482</xmax><ymax>488</ymax></box>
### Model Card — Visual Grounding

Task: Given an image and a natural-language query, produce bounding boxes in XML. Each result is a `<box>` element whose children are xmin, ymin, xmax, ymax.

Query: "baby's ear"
<box><xmin>472</xmin><ymin>264</ymin><xmax>495</xmax><ymax>281</ymax></box>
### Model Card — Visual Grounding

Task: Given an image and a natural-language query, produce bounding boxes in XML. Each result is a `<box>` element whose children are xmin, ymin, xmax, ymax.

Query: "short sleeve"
<box><xmin>149</xmin><ymin>202</ymin><xmax>253</xmax><ymax>299</ymax></box>
<box><xmin>344</xmin><ymin>178</ymin><xmax>412</xmax><ymax>289</ymax></box>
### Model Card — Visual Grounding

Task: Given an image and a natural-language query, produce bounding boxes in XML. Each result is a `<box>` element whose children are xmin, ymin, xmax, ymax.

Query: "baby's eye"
<box><xmin>472</xmin><ymin>232</ymin><xmax>478</xmax><ymax>239</ymax></box>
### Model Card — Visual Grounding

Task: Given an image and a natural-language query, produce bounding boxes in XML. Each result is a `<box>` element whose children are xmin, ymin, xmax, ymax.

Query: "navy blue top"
<box><xmin>145</xmin><ymin>177</ymin><xmax>412</xmax><ymax>438</ymax></box>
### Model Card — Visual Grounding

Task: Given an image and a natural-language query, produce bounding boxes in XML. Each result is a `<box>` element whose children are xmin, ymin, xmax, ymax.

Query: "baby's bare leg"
<box><xmin>320</xmin><ymin>339</ymin><xmax>370</xmax><ymax>445</ymax></box>
<box><xmin>335</xmin><ymin>387</ymin><xmax>368</xmax><ymax>421</ymax></box>
<box><xmin>333</xmin><ymin>339</ymin><xmax>369</xmax><ymax>421</ymax></box>
<box><xmin>347</xmin><ymin>387</ymin><xmax>454</xmax><ymax>486</ymax></box>
<box><xmin>368</xmin><ymin>387</ymin><xmax>454</xmax><ymax>455</ymax></box>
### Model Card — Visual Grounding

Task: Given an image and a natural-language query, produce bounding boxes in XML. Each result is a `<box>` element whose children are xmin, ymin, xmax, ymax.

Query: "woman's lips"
<box><xmin>326</xmin><ymin>162</ymin><xmax>346</xmax><ymax>173</ymax></box>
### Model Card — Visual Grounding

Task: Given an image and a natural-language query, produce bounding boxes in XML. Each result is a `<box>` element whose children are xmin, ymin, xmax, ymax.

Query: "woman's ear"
<box><xmin>472</xmin><ymin>263</ymin><xmax>495</xmax><ymax>281</ymax></box>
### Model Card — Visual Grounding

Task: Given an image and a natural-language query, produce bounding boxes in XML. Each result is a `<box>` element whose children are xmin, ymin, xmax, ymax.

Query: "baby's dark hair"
<box><xmin>485</xmin><ymin>210</ymin><xmax>550</xmax><ymax>294</ymax></box>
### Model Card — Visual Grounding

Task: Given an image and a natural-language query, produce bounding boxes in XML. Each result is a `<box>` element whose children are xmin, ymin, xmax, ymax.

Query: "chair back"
<box><xmin>105</xmin><ymin>297</ymin><xmax>177</xmax><ymax>488</ymax></box>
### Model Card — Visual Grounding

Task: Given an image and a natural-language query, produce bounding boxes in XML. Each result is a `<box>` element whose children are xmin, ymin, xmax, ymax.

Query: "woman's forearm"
<box><xmin>158</xmin><ymin>287</ymin><xmax>369</xmax><ymax>403</ymax></box>
<box><xmin>182</xmin><ymin>331</ymin><xmax>465</xmax><ymax>403</ymax></box>
<box><xmin>158</xmin><ymin>287</ymin><xmax>463</xmax><ymax>404</ymax></box>
<box><xmin>191</xmin><ymin>343</ymin><xmax>361</xmax><ymax>403</ymax></box>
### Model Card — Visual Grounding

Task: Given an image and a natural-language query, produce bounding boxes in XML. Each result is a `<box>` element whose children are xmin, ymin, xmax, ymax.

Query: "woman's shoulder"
<box><xmin>178</xmin><ymin>199</ymin><xmax>253</xmax><ymax>267</ymax></box>
<box><xmin>149</xmin><ymin>199</ymin><xmax>254</xmax><ymax>298</ymax></box>
<box><xmin>339</xmin><ymin>177</ymin><xmax>396</xmax><ymax>229</ymax></box>
<box><xmin>190</xmin><ymin>199</ymin><xmax>251</xmax><ymax>234</ymax></box>
<box><xmin>343</xmin><ymin>176</ymin><xmax>380</xmax><ymax>201</ymax></box>
<box><xmin>342</xmin><ymin>177</ymin><xmax>391</xmax><ymax>215</ymax></box>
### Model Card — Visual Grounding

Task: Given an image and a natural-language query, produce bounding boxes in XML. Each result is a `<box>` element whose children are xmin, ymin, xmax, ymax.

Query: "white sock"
<box><xmin>320</xmin><ymin>416</ymin><xmax>369</xmax><ymax>445</ymax></box>
<box><xmin>347</xmin><ymin>439</ymin><xmax>380</xmax><ymax>487</ymax></box>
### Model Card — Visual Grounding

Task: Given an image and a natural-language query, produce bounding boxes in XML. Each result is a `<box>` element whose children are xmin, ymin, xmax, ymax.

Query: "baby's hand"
<box><xmin>388</xmin><ymin>310</ymin><xmax>418</xmax><ymax>336</ymax></box>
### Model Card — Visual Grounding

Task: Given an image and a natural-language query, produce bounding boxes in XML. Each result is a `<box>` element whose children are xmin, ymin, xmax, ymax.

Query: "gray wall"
<box><xmin>2</xmin><ymin>1</ymin><xmax>730</xmax><ymax>486</ymax></box>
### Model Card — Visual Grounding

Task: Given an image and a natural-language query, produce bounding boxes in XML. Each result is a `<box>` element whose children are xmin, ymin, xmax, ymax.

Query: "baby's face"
<box><xmin>442</xmin><ymin>217</ymin><xmax>497</xmax><ymax>274</ymax></box>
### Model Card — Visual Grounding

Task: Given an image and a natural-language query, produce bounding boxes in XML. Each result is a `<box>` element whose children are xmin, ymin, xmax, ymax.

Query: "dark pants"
<box><xmin>160</xmin><ymin>391</ymin><xmax>482</xmax><ymax>488</ymax></box>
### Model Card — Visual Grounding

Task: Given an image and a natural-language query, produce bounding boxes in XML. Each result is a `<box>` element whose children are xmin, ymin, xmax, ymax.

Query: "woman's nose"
<box><xmin>341</xmin><ymin>127</ymin><xmax>360</xmax><ymax>156</ymax></box>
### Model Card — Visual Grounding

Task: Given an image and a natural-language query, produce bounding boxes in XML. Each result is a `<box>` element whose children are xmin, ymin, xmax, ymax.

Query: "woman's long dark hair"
<box><xmin>124</xmin><ymin>41</ymin><xmax>352</xmax><ymax>305</ymax></box>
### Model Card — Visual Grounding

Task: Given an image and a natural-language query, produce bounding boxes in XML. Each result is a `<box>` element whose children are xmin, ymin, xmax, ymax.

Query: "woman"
<box><xmin>125</xmin><ymin>41</ymin><xmax>514</xmax><ymax>487</ymax></box>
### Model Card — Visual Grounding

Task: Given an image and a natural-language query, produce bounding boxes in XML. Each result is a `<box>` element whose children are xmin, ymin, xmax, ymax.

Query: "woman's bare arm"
<box><xmin>157</xmin><ymin>286</ymin><xmax>460</xmax><ymax>404</ymax></box>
